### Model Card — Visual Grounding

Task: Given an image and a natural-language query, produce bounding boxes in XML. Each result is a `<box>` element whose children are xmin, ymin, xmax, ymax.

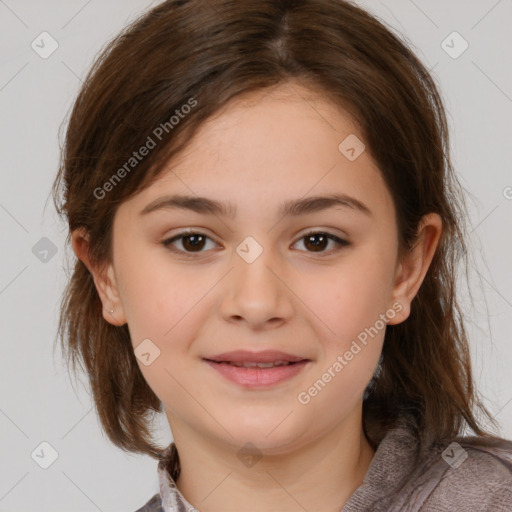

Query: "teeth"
<box><xmin>226</xmin><ymin>360</ymin><xmax>292</xmax><ymax>368</ymax></box>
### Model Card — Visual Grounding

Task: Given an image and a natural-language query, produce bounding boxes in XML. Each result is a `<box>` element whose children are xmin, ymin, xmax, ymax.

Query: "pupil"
<box><xmin>306</xmin><ymin>234</ymin><xmax>327</xmax><ymax>252</ymax></box>
<box><xmin>184</xmin><ymin>234</ymin><xmax>205</xmax><ymax>251</ymax></box>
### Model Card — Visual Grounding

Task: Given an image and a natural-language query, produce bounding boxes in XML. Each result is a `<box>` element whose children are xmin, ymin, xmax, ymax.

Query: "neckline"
<box><xmin>157</xmin><ymin>413</ymin><xmax>424</xmax><ymax>512</ymax></box>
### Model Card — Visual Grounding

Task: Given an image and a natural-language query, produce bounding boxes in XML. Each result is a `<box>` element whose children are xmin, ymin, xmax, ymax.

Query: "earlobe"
<box><xmin>387</xmin><ymin>213</ymin><xmax>443</xmax><ymax>325</ymax></box>
<box><xmin>71</xmin><ymin>228</ymin><xmax>127</xmax><ymax>326</ymax></box>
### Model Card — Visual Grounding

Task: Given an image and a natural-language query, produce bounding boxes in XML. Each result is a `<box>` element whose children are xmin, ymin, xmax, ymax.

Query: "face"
<box><xmin>84</xmin><ymin>81</ymin><xmax>428</xmax><ymax>455</ymax></box>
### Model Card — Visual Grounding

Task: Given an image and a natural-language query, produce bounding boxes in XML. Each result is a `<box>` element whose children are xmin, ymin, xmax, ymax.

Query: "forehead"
<box><xmin>182</xmin><ymin>82</ymin><xmax>361</xmax><ymax>161</ymax></box>
<box><xmin>122</xmin><ymin>81</ymin><xmax>394</xmax><ymax>223</ymax></box>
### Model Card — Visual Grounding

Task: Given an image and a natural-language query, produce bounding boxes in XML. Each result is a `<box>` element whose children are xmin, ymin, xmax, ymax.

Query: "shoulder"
<box><xmin>133</xmin><ymin>492</ymin><xmax>163</xmax><ymax>512</ymax></box>
<box><xmin>419</xmin><ymin>439</ymin><xmax>512</xmax><ymax>511</ymax></box>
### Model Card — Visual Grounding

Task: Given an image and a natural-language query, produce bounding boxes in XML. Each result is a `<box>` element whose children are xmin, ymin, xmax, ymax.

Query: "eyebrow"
<box><xmin>139</xmin><ymin>193</ymin><xmax>373</xmax><ymax>218</ymax></box>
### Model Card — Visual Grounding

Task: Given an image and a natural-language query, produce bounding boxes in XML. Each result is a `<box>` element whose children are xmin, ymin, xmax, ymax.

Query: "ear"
<box><xmin>71</xmin><ymin>228</ymin><xmax>127</xmax><ymax>326</ymax></box>
<box><xmin>387</xmin><ymin>213</ymin><xmax>443</xmax><ymax>325</ymax></box>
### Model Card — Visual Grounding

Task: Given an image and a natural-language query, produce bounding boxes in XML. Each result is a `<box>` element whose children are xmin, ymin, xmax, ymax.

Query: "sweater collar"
<box><xmin>341</xmin><ymin>413</ymin><xmax>424</xmax><ymax>511</ymax></box>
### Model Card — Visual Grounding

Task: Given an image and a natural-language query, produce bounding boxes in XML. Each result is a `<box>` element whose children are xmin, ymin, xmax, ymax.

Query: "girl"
<box><xmin>52</xmin><ymin>0</ymin><xmax>512</xmax><ymax>510</ymax></box>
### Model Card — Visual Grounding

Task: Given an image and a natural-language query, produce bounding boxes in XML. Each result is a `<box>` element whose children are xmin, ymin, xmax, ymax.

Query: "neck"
<box><xmin>170</xmin><ymin>412</ymin><xmax>375</xmax><ymax>512</ymax></box>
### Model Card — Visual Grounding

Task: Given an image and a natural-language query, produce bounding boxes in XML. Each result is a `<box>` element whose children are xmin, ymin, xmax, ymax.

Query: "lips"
<box><xmin>218</xmin><ymin>360</ymin><xmax>295</xmax><ymax>368</ymax></box>
<box><xmin>203</xmin><ymin>350</ymin><xmax>311</xmax><ymax>387</ymax></box>
<box><xmin>204</xmin><ymin>349</ymin><xmax>309</xmax><ymax>364</ymax></box>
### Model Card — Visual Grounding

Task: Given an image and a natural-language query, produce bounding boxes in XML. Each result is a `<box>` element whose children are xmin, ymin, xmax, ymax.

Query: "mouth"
<box><xmin>204</xmin><ymin>349</ymin><xmax>309</xmax><ymax>364</ymax></box>
<box><xmin>202</xmin><ymin>351</ymin><xmax>311</xmax><ymax>387</ymax></box>
<box><xmin>204</xmin><ymin>359</ymin><xmax>307</xmax><ymax>368</ymax></box>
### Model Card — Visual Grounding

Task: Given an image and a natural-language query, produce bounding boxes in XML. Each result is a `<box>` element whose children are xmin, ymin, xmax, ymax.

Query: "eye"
<box><xmin>292</xmin><ymin>231</ymin><xmax>350</xmax><ymax>254</ymax></box>
<box><xmin>162</xmin><ymin>231</ymin><xmax>218</xmax><ymax>256</ymax></box>
<box><xmin>162</xmin><ymin>230</ymin><xmax>350</xmax><ymax>257</ymax></box>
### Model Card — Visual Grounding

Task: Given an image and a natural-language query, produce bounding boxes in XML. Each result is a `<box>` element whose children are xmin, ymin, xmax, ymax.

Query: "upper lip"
<box><xmin>204</xmin><ymin>350</ymin><xmax>309</xmax><ymax>363</ymax></box>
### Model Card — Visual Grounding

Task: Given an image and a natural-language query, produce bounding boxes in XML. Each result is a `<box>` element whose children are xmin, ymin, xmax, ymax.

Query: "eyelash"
<box><xmin>161</xmin><ymin>230</ymin><xmax>350</xmax><ymax>258</ymax></box>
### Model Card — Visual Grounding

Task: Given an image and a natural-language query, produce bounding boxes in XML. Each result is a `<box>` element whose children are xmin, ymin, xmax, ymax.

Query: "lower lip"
<box><xmin>204</xmin><ymin>360</ymin><xmax>309</xmax><ymax>388</ymax></box>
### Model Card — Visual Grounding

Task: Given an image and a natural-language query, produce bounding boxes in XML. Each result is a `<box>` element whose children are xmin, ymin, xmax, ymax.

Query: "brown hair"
<box><xmin>52</xmin><ymin>0</ymin><xmax>501</xmax><ymax>460</ymax></box>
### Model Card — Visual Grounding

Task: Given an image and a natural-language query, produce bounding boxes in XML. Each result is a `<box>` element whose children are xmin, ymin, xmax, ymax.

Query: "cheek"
<box><xmin>116</xmin><ymin>246</ymin><xmax>193</xmax><ymax>341</ymax></box>
<box><xmin>307</xmin><ymin>256</ymin><xmax>394</xmax><ymax>340</ymax></box>
<box><xmin>297</xmin><ymin>253</ymin><xmax>391</xmax><ymax>402</ymax></box>
<box><xmin>117</xmin><ymin>252</ymin><xmax>209</xmax><ymax>387</ymax></box>
<box><xmin>121</xmin><ymin>264</ymin><xmax>205</xmax><ymax>414</ymax></box>
<box><xmin>301</xmin><ymin>274</ymin><xmax>386</xmax><ymax>412</ymax></box>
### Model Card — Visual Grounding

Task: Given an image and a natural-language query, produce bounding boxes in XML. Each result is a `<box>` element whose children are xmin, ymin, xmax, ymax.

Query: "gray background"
<box><xmin>0</xmin><ymin>0</ymin><xmax>511</xmax><ymax>510</ymax></box>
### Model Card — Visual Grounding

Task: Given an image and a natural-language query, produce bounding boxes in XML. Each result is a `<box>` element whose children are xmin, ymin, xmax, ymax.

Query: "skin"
<box><xmin>73</xmin><ymin>80</ymin><xmax>442</xmax><ymax>512</ymax></box>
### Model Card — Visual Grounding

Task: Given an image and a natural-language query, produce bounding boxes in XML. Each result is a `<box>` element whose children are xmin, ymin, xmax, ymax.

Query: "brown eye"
<box><xmin>293</xmin><ymin>231</ymin><xmax>349</xmax><ymax>254</ymax></box>
<box><xmin>162</xmin><ymin>232</ymin><xmax>217</xmax><ymax>256</ymax></box>
<box><xmin>162</xmin><ymin>230</ymin><xmax>349</xmax><ymax>258</ymax></box>
<box><xmin>180</xmin><ymin>233</ymin><xmax>207</xmax><ymax>251</ymax></box>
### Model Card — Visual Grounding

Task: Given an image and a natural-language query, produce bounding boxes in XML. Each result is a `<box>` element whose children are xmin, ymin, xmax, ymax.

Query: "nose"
<box><xmin>218</xmin><ymin>242</ymin><xmax>294</xmax><ymax>330</ymax></box>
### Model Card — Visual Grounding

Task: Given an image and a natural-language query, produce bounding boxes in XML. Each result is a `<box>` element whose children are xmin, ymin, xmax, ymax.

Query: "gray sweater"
<box><xmin>135</xmin><ymin>415</ymin><xmax>512</xmax><ymax>511</ymax></box>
